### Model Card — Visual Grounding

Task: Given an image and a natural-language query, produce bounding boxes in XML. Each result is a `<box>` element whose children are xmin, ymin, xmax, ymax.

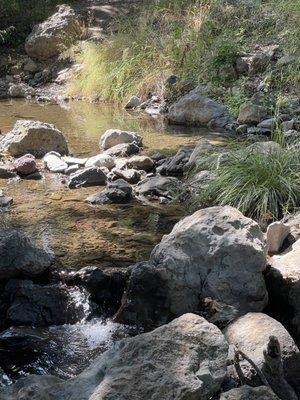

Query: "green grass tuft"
<box><xmin>192</xmin><ymin>144</ymin><xmax>300</xmax><ymax>222</ymax></box>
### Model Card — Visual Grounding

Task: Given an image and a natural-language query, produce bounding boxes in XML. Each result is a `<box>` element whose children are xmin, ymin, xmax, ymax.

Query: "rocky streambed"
<box><xmin>0</xmin><ymin>99</ymin><xmax>300</xmax><ymax>400</ymax></box>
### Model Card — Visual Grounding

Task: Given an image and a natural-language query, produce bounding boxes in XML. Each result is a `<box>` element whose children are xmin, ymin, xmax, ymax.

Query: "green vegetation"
<box><xmin>69</xmin><ymin>0</ymin><xmax>300</xmax><ymax>101</ymax></box>
<box><xmin>0</xmin><ymin>0</ymin><xmax>75</xmax><ymax>46</ymax></box>
<box><xmin>190</xmin><ymin>144</ymin><xmax>300</xmax><ymax>222</ymax></box>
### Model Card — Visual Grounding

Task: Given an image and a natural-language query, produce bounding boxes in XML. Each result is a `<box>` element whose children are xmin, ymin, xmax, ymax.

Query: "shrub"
<box><xmin>192</xmin><ymin>144</ymin><xmax>300</xmax><ymax>222</ymax></box>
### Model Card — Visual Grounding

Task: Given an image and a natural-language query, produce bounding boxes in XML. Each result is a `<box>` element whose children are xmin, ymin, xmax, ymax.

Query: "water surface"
<box><xmin>0</xmin><ymin>99</ymin><xmax>224</xmax><ymax>268</ymax></box>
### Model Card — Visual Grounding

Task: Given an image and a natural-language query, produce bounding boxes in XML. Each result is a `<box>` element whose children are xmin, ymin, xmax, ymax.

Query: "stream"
<box><xmin>0</xmin><ymin>98</ymin><xmax>224</xmax><ymax>385</ymax></box>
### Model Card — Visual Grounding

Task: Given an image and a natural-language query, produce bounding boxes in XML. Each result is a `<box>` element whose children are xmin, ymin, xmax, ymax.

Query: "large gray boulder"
<box><xmin>0</xmin><ymin>230</ymin><xmax>54</xmax><ymax>280</ymax></box>
<box><xmin>25</xmin><ymin>5</ymin><xmax>82</xmax><ymax>61</ymax></box>
<box><xmin>100</xmin><ymin>129</ymin><xmax>142</xmax><ymax>150</ymax></box>
<box><xmin>0</xmin><ymin>314</ymin><xmax>229</xmax><ymax>400</ymax></box>
<box><xmin>265</xmin><ymin>240</ymin><xmax>300</xmax><ymax>346</ymax></box>
<box><xmin>119</xmin><ymin>206</ymin><xmax>268</xmax><ymax>328</ymax></box>
<box><xmin>168</xmin><ymin>86</ymin><xmax>231</xmax><ymax>128</ymax></box>
<box><xmin>220</xmin><ymin>385</ymin><xmax>280</xmax><ymax>400</ymax></box>
<box><xmin>224</xmin><ymin>312</ymin><xmax>300</xmax><ymax>397</ymax></box>
<box><xmin>0</xmin><ymin>120</ymin><xmax>68</xmax><ymax>158</ymax></box>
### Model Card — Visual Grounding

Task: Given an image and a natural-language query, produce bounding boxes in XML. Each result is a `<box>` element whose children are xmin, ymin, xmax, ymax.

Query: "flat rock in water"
<box><xmin>135</xmin><ymin>175</ymin><xmax>181</xmax><ymax>199</ymax></box>
<box><xmin>68</xmin><ymin>167</ymin><xmax>107</xmax><ymax>189</ymax></box>
<box><xmin>44</xmin><ymin>151</ymin><xmax>68</xmax><ymax>173</ymax></box>
<box><xmin>0</xmin><ymin>314</ymin><xmax>229</xmax><ymax>400</ymax></box>
<box><xmin>86</xmin><ymin>179</ymin><xmax>132</xmax><ymax>205</ymax></box>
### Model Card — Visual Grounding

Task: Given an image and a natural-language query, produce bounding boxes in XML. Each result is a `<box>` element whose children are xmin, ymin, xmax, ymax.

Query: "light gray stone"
<box><xmin>0</xmin><ymin>120</ymin><xmax>68</xmax><ymax>158</ymax></box>
<box><xmin>25</xmin><ymin>5</ymin><xmax>82</xmax><ymax>60</ymax></box>
<box><xmin>85</xmin><ymin>154</ymin><xmax>115</xmax><ymax>170</ymax></box>
<box><xmin>68</xmin><ymin>167</ymin><xmax>107</xmax><ymax>189</ymax></box>
<box><xmin>43</xmin><ymin>151</ymin><xmax>68</xmax><ymax>173</ymax></box>
<box><xmin>100</xmin><ymin>129</ymin><xmax>142</xmax><ymax>150</ymax></box>
<box><xmin>0</xmin><ymin>314</ymin><xmax>229</xmax><ymax>400</ymax></box>
<box><xmin>120</xmin><ymin>206</ymin><xmax>268</xmax><ymax>327</ymax></box>
<box><xmin>266</xmin><ymin>221</ymin><xmax>290</xmax><ymax>254</ymax></box>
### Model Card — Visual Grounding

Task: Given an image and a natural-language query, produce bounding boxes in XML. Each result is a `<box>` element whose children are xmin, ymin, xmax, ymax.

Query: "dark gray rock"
<box><xmin>86</xmin><ymin>179</ymin><xmax>132</xmax><ymax>205</ymax></box>
<box><xmin>0</xmin><ymin>195</ymin><xmax>13</xmax><ymax>207</ymax></box>
<box><xmin>5</xmin><ymin>280</ymin><xmax>88</xmax><ymax>326</ymax></box>
<box><xmin>68</xmin><ymin>167</ymin><xmax>107</xmax><ymax>189</ymax></box>
<box><xmin>0</xmin><ymin>230</ymin><xmax>54</xmax><ymax>280</ymax></box>
<box><xmin>14</xmin><ymin>154</ymin><xmax>37</xmax><ymax>176</ymax></box>
<box><xmin>0</xmin><ymin>166</ymin><xmax>17</xmax><ymax>179</ymax></box>
<box><xmin>156</xmin><ymin>149</ymin><xmax>192</xmax><ymax>177</ymax></box>
<box><xmin>135</xmin><ymin>176</ymin><xmax>181</xmax><ymax>199</ymax></box>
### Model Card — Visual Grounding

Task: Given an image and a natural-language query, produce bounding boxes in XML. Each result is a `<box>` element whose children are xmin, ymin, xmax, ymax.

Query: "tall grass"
<box><xmin>69</xmin><ymin>0</ymin><xmax>300</xmax><ymax>101</ymax></box>
<box><xmin>192</xmin><ymin>144</ymin><xmax>300</xmax><ymax>222</ymax></box>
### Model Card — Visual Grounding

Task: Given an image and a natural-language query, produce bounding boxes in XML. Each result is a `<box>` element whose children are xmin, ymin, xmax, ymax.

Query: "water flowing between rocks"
<box><xmin>0</xmin><ymin>99</ymin><xmax>225</xmax><ymax>384</ymax></box>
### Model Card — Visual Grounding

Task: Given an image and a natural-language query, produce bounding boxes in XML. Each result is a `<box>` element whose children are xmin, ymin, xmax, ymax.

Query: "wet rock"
<box><xmin>14</xmin><ymin>154</ymin><xmax>37</xmax><ymax>176</ymax></box>
<box><xmin>109</xmin><ymin>168</ymin><xmax>143</xmax><ymax>184</ymax></box>
<box><xmin>68</xmin><ymin>167</ymin><xmax>107</xmax><ymax>189</ymax></box>
<box><xmin>0</xmin><ymin>120</ymin><xmax>68</xmax><ymax>158</ymax></box>
<box><xmin>156</xmin><ymin>149</ymin><xmax>192</xmax><ymax>177</ymax></box>
<box><xmin>86</xmin><ymin>179</ymin><xmax>132</xmax><ymax>205</ymax></box>
<box><xmin>127</xmin><ymin>155</ymin><xmax>154</xmax><ymax>172</ymax></box>
<box><xmin>266</xmin><ymin>221</ymin><xmax>290</xmax><ymax>254</ymax></box>
<box><xmin>224</xmin><ymin>312</ymin><xmax>300</xmax><ymax>397</ymax></box>
<box><xmin>119</xmin><ymin>206</ymin><xmax>268</xmax><ymax>328</ymax></box>
<box><xmin>70</xmin><ymin>266</ymin><xmax>127</xmax><ymax>314</ymax></box>
<box><xmin>104</xmin><ymin>142</ymin><xmax>141</xmax><ymax>157</ymax></box>
<box><xmin>136</xmin><ymin>175</ymin><xmax>181</xmax><ymax>199</ymax></box>
<box><xmin>5</xmin><ymin>280</ymin><xmax>88</xmax><ymax>326</ymax></box>
<box><xmin>220</xmin><ymin>385</ymin><xmax>280</xmax><ymax>400</ymax></box>
<box><xmin>0</xmin><ymin>230</ymin><xmax>54</xmax><ymax>280</ymax></box>
<box><xmin>168</xmin><ymin>86</ymin><xmax>231</xmax><ymax>128</ymax></box>
<box><xmin>265</xmin><ymin>240</ymin><xmax>300</xmax><ymax>346</ymax></box>
<box><xmin>125</xmin><ymin>96</ymin><xmax>141</xmax><ymax>109</ymax></box>
<box><xmin>85</xmin><ymin>153</ymin><xmax>115</xmax><ymax>170</ymax></box>
<box><xmin>237</xmin><ymin>103</ymin><xmax>268</xmax><ymax>125</ymax></box>
<box><xmin>0</xmin><ymin>165</ymin><xmax>17</xmax><ymax>179</ymax></box>
<box><xmin>44</xmin><ymin>151</ymin><xmax>68</xmax><ymax>173</ymax></box>
<box><xmin>8</xmin><ymin>83</ymin><xmax>35</xmax><ymax>98</ymax></box>
<box><xmin>25</xmin><ymin>5</ymin><xmax>82</xmax><ymax>61</ymax></box>
<box><xmin>0</xmin><ymin>314</ymin><xmax>229</xmax><ymax>400</ymax></box>
<box><xmin>100</xmin><ymin>129</ymin><xmax>142</xmax><ymax>150</ymax></box>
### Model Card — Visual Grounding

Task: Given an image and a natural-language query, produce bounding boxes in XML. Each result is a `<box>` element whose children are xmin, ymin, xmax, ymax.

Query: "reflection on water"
<box><xmin>0</xmin><ymin>99</ymin><xmax>225</xmax><ymax>268</ymax></box>
<box><xmin>0</xmin><ymin>318</ymin><xmax>133</xmax><ymax>383</ymax></box>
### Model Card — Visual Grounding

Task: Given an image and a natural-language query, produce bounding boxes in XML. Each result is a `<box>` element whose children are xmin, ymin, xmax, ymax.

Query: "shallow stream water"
<box><xmin>0</xmin><ymin>99</ymin><xmax>226</xmax><ymax>384</ymax></box>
